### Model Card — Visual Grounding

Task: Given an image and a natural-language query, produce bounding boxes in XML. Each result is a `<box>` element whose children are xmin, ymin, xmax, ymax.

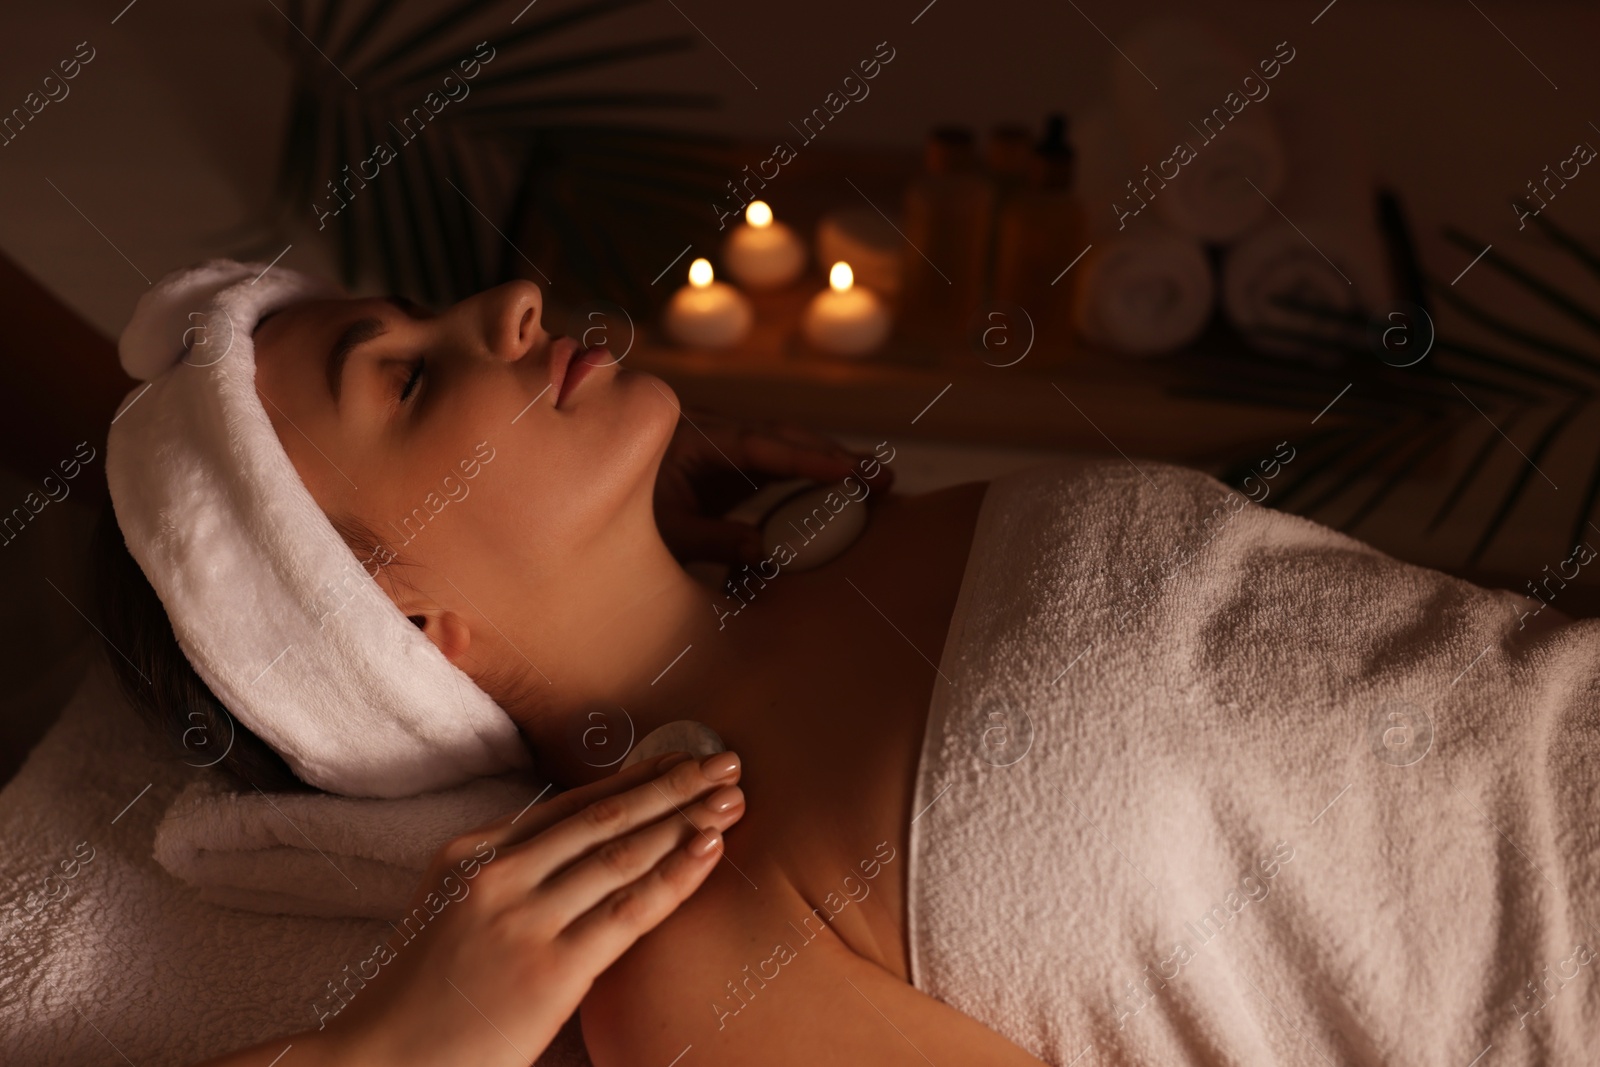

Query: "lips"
<box><xmin>553</xmin><ymin>338</ymin><xmax>612</xmax><ymax>409</ymax></box>
<box><xmin>547</xmin><ymin>335</ymin><xmax>580</xmax><ymax>405</ymax></box>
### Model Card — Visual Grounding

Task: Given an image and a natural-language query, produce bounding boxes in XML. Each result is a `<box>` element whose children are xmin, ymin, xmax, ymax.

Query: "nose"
<box><xmin>475</xmin><ymin>280</ymin><xmax>543</xmax><ymax>363</ymax></box>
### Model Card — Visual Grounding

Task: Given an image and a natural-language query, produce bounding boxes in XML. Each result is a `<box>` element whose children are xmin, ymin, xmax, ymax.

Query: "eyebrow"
<box><xmin>325</xmin><ymin>296</ymin><xmax>419</xmax><ymax>407</ymax></box>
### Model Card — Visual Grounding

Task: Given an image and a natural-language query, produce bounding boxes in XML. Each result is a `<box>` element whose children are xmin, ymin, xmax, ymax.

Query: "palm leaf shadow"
<box><xmin>1177</xmin><ymin>194</ymin><xmax>1600</xmax><ymax>570</ymax></box>
<box><xmin>243</xmin><ymin>0</ymin><xmax>729</xmax><ymax>308</ymax></box>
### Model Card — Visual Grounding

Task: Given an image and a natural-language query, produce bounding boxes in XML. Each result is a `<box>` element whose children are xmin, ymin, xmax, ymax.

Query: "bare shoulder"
<box><xmin>892</xmin><ymin>477</ymin><xmax>990</xmax><ymax>525</ymax></box>
<box><xmin>859</xmin><ymin>478</ymin><xmax>990</xmax><ymax>586</ymax></box>
<box><xmin>580</xmin><ymin>860</ymin><xmax>1046</xmax><ymax>1067</ymax></box>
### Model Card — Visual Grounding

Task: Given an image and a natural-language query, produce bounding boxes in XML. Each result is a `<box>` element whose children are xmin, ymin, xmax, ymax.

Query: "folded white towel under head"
<box><xmin>152</xmin><ymin>720</ymin><xmax>725</xmax><ymax>918</ymax></box>
<box><xmin>153</xmin><ymin>770</ymin><xmax>549</xmax><ymax>919</ymax></box>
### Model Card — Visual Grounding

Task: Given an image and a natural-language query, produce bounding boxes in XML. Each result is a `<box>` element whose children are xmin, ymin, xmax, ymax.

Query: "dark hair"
<box><xmin>92</xmin><ymin>503</ymin><xmax>313</xmax><ymax>791</ymax></box>
<box><xmin>93</xmin><ymin>502</ymin><xmax>540</xmax><ymax>793</ymax></box>
<box><xmin>90</xmin><ymin>504</ymin><xmax>443</xmax><ymax>792</ymax></box>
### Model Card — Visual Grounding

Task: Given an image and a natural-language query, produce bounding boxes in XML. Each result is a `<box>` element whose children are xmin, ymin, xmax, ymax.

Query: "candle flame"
<box><xmin>829</xmin><ymin>261</ymin><xmax>854</xmax><ymax>293</ymax></box>
<box><xmin>746</xmin><ymin>201</ymin><xmax>773</xmax><ymax>228</ymax></box>
<box><xmin>688</xmin><ymin>257</ymin><xmax>714</xmax><ymax>288</ymax></box>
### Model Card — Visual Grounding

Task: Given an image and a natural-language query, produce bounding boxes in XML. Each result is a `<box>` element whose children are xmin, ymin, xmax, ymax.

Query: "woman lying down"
<box><xmin>97</xmin><ymin>261</ymin><xmax>1599</xmax><ymax>1067</ymax></box>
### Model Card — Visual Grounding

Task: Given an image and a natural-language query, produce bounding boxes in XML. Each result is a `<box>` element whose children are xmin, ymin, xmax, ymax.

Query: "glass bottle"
<box><xmin>897</xmin><ymin>126</ymin><xmax>996</xmax><ymax>354</ymax></box>
<box><xmin>992</xmin><ymin>115</ymin><xmax>1088</xmax><ymax>363</ymax></box>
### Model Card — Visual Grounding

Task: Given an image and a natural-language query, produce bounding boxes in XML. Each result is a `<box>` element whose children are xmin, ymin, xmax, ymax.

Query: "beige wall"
<box><xmin>0</xmin><ymin>1</ymin><xmax>1596</xmax><ymax>335</ymax></box>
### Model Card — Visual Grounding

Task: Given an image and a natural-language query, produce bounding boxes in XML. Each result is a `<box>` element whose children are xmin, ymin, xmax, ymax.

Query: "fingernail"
<box><xmin>701</xmin><ymin>751</ymin><xmax>740</xmax><ymax>781</ymax></box>
<box><xmin>657</xmin><ymin>751</ymin><xmax>694</xmax><ymax>771</ymax></box>
<box><xmin>688</xmin><ymin>830</ymin><xmax>722</xmax><ymax>857</ymax></box>
<box><xmin>704</xmin><ymin>785</ymin><xmax>744</xmax><ymax>813</ymax></box>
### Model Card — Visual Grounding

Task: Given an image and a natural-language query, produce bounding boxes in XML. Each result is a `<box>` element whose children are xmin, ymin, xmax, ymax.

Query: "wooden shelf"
<box><xmin>627</xmin><ymin>287</ymin><xmax>1311</xmax><ymax>462</ymax></box>
<box><xmin>602</xmin><ymin>141</ymin><xmax>1309</xmax><ymax>463</ymax></box>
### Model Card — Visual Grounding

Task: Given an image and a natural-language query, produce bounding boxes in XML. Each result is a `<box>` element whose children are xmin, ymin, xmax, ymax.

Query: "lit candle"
<box><xmin>663</xmin><ymin>258</ymin><xmax>753</xmax><ymax>348</ymax></box>
<box><xmin>802</xmin><ymin>262</ymin><xmax>890</xmax><ymax>357</ymax></box>
<box><xmin>723</xmin><ymin>200</ymin><xmax>806</xmax><ymax>290</ymax></box>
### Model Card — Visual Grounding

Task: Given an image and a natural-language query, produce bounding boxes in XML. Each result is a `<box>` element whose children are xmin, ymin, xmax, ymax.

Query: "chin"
<box><xmin>566</xmin><ymin>368</ymin><xmax>679</xmax><ymax>529</ymax></box>
<box><xmin>612</xmin><ymin>368</ymin><xmax>680</xmax><ymax>464</ymax></box>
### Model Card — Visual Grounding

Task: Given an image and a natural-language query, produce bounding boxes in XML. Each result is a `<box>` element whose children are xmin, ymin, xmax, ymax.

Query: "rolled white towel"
<box><xmin>1069</xmin><ymin>105</ymin><xmax>1216</xmax><ymax>356</ymax></box>
<box><xmin>1111</xmin><ymin>18</ymin><xmax>1289</xmax><ymax>242</ymax></box>
<box><xmin>1070</xmin><ymin>229</ymin><xmax>1215</xmax><ymax>356</ymax></box>
<box><xmin>1221</xmin><ymin>97</ymin><xmax>1391</xmax><ymax>356</ymax></box>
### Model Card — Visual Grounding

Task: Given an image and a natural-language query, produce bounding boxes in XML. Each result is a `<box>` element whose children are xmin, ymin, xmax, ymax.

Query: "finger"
<box><xmin>739</xmin><ymin>433</ymin><xmax>861</xmax><ymax>484</ymax></box>
<box><xmin>553</xmin><ymin>824</ymin><xmax>729</xmax><ymax>967</ymax></box>
<box><xmin>536</xmin><ymin>783</ymin><xmax>745</xmax><ymax>929</ymax></box>
<box><xmin>454</xmin><ymin>750</ymin><xmax>696</xmax><ymax>856</ymax></box>
<box><xmin>740</xmin><ymin>429</ymin><xmax>894</xmax><ymax>493</ymax></box>
<box><xmin>759</xmin><ymin>420</ymin><xmax>846</xmax><ymax>453</ymax></box>
<box><xmin>757</xmin><ymin>424</ymin><xmax>888</xmax><ymax>482</ymax></box>
<box><xmin>499</xmin><ymin>751</ymin><xmax>742</xmax><ymax>883</ymax></box>
<box><xmin>538</xmin><ymin>750</ymin><xmax>697</xmax><ymax>823</ymax></box>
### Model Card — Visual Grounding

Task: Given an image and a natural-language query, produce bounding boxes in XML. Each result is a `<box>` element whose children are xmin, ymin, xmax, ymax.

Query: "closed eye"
<box><xmin>399</xmin><ymin>359</ymin><xmax>425</xmax><ymax>403</ymax></box>
<box><xmin>327</xmin><ymin>295</ymin><xmax>431</xmax><ymax>410</ymax></box>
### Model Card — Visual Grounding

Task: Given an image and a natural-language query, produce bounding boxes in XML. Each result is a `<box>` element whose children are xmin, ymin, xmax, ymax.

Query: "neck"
<box><xmin>525</xmin><ymin>531</ymin><xmax>775</xmax><ymax>786</ymax></box>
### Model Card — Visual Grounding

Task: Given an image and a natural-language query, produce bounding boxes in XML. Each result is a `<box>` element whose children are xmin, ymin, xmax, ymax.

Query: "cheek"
<box><xmin>470</xmin><ymin>371</ymin><xmax>673</xmax><ymax>559</ymax></box>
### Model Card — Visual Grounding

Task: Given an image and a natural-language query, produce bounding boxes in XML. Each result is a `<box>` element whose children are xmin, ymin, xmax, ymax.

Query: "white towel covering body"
<box><xmin>909</xmin><ymin>458</ymin><xmax>1599</xmax><ymax>1066</ymax></box>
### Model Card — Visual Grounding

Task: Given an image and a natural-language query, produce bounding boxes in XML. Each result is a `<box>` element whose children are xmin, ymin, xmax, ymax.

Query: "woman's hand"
<box><xmin>654</xmin><ymin>408</ymin><xmax>894</xmax><ymax>565</ymax></box>
<box><xmin>303</xmin><ymin>749</ymin><xmax>746</xmax><ymax>1067</ymax></box>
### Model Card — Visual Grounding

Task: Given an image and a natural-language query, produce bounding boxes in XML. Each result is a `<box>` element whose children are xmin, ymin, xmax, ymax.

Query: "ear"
<box><xmin>406</xmin><ymin>608</ymin><xmax>473</xmax><ymax>665</ymax></box>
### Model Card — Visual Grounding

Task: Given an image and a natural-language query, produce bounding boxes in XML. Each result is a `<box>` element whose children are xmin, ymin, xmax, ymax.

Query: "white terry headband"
<box><xmin>106</xmin><ymin>259</ymin><xmax>532</xmax><ymax>798</ymax></box>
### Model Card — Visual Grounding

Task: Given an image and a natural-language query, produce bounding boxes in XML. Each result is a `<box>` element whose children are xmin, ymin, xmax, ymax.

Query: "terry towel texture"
<box><xmin>908</xmin><ymin>458</ymin><xmax>1600</xmax><ymax>1066</ymax></box>
<box><xmin>149</xmin><ymin>722</ymin><xmax>720</xmax><ymax>919</ymax></box>
<box><xmin>152</xmin><ymin>771</ymin><xmax>548</xmax><ymax>919</ymax></box>
<box><xmin>0</xmin><ymin>662</ymin><xmax>589</xmax><ymax>1067</ymax></box>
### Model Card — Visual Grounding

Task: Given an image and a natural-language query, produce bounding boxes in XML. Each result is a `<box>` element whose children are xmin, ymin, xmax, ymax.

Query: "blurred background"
<box><xmin>3</xmin><ymin>0</ymin><xmax>1600</xmax><ymax>781</ymax></box>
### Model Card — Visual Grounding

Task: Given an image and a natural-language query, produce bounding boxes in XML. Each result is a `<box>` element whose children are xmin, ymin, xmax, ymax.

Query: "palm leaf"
<box><xmin>1569</xmin><ymin>424</ymin><xmax>1600</xmax><ymax>551</ymax></box>
<box><xmin>1526</xmin><ymin>210</ymin><xmax>1600</xmax><ymax>284</ymax></box>
<box><xmin>1294</xmin><ymin>419</ymin><xmax>1421</xmax><ymax>516</ymax></box>
<box><xmin>1463</xmin><ymin>396</ymin><xmax>1585</xmax><ymax>565</ymax></box>
<box><xmin>1341</xmin><ymin>421</ymin><xmax>1458</xmax><ymax>532</ymax></box>
<box><xmin>251</xmin><ymin>0</ymin><xmax>729</xmax><ymax>305</ymax></box>
<box><xmin>355</xmin><ymin>0</ymin><xmax>650</xmax><ymax>82</ymax></box>
<box><xmin>1444</xmin><ymin>228</ymin><xmax>1600</xmax><ymax>340</ymax></box>
<box><xmin>1425</xmin><ymin>407</ymin><xmax>1529</xmax><ymax>535</ymax></box>
<box><xmin>357</xmin><ymin>108</ymin><xmax>405</xmax><ymax>295</ymax></box>
<box><xmin>1430</xmin><ymin>282</ymin><xmax>1600</xmax><ymax>378</ymax></box>
<box><xmin>1176</xmin><ymin>186</ymin><xmax>1600</xmax><ymax>578</ymax></box>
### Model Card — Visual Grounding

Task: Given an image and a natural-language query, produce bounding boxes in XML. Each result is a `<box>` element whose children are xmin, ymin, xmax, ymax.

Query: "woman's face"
<box><xmin>251</xmin><ymin>280</ymin><xmax>681</xmax><ymax>733</ymax></box>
